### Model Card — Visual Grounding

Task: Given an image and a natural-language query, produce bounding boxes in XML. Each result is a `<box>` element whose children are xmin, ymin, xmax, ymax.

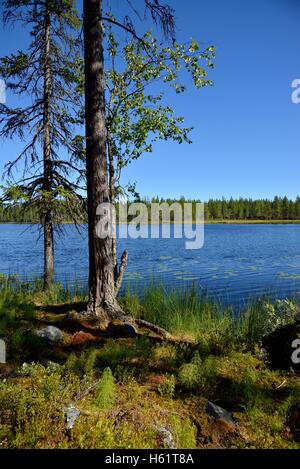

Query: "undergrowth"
<box><xmin>0</xmin><ymin>278</ymin><xmax>299</xmax><ymax>449</ymax></box>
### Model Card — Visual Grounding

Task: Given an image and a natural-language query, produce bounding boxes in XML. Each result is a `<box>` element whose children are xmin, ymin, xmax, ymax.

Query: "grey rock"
<box><xmin>107</xmin><ymin>321</ymin><xmax>138</xmax><ymax>338</ymax></box>
<box><xmin>64</xmin><ymin>405</ymin><xmax>80</xmax><ymax>431</ymax></box>
<box><xmin>158</xmin><ymin>427</ymin><xmax>176</xmax><ymax>449</ymax></box>
<box><xmin>205</xmin><ymin>401</ymin><xmax>236</xmax><ymax>426</ymax></box>
<box><xmin>123</xmin><ymin>322</ymin><xmax>139</xmax><ymax>337</ymax></box>
<box><xmin>35</xmin><ymin>325</ymin><xmax>63</xmax><ymax>344</ymax></box>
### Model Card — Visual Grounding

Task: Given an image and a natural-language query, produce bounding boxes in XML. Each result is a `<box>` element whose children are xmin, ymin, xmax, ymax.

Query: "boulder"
<box><xmin>157</xmin><ymin>427</ymin><xmax>176</xmax><ymax>449</ymax></box>
<box><xmin>205</xmin><ymin>401</ymin><xmax>236</xmax><ymax>428</ymax></box>
<box><xmin>35</xmin><ymin>325</ymin><xmax>64</xmax><ymax>344</ymax></box>
<box><xmin>262</xmin><ymin>321</ymin><xmax>300</xmax><ymax>370</ymax></box>
<box><xmin>64</xmin><ymin>405</ymin><xmax>80</xmax><ymax>431</ymax></box>
<box><xmin>106</xmin><ymin>320</ymin><xmax>138</xmax><ymax>338</ymax></box>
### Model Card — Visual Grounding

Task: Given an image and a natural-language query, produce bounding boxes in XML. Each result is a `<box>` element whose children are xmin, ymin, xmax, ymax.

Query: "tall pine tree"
<box><xmin>83</xmin><ymin>0</ymin><xmax>178</xmax><ymax>320</ymax></box>
<box><xmin>0</xmin><ymin>0</ymin><xmax>84</xmax><ymax>289</ymax></box>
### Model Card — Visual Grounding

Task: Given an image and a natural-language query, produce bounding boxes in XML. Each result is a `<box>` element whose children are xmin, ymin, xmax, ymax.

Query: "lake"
<box><xmin>1</xmin><ymin>223</ymin><xmax>300</xmax><ymax>307</ymax></box>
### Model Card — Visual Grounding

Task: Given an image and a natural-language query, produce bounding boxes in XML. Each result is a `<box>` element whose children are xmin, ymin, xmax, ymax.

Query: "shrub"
<box><xmin>64</xmin><ymin>351</ymin><xmax>78</xmax><ymax>373</ymax></box>
<box><xmin>84</xmin><ymin>349</ymin><xmax>100</xmax><ymax>376</ymax></box>
<box><xmin>157</xmin><ymin>374</ymin><xmax>176</xmax><ymax>398</ymax></box>
<box><xmin>169</xmin><ymin>414</ymin><xmax>197</xmax><ymax>449</ymax></box>
<box><xmin>238</xmin><ymin>368</ymin><xmax>261</xmax><ymax>408</ymax></box>
<box><xmin>0</xmin><ymin>364</ymin><xmax>72</xmax><ymax>448</ymax></box>
<box><xmin>178</xmin><ymin>353</ymin><xmax>217</xmax><ymax>392</ymax></box>
<box><xmin>96</xmin><ymin>367</ymin><xmax>116</xmax><ymax>410</ymax></box>
<box><xmin>242</xmin><ymin>299</ymin><xmax>300</xmax><ymax>346</ymax></box>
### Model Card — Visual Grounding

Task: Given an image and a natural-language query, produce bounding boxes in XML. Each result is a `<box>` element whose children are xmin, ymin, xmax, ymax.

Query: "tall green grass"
<box><xmin>120</xmin><ymin>284</ymin><xmax>300</xmax><ymax>351</ymax></box>
<box><xmin>0</xmin><ymin>275</ymin><xmax>88</xmax><ymax>360</ymax></box>
<box><xmin>1</xmin><ymin>275</ymin><xmax>299</xmax><ymax>357</ymax></box>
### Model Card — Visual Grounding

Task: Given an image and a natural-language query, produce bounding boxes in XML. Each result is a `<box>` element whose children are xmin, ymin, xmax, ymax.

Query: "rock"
<box><xmin>262</xmin><ymin>321</ymin><xmax>300</xmax><ymax>370</ymax></box>
<box><xmin>35</xmin><ymin>325</ymin><xmax>64</xmax><ymax>344</ymax></box>
<box><xmin>106</xmin><ymin>320</ymin><xmax>138</xmax><ymax>338</ymax></box>
<box><xmin>158</xmin><ymin>427</ymin><xmax>176</xmax><ymax>449</ymax></box>
<box><xmin>205</xmin><ymin>401</ymin><xmax>236</xmax><ymax>428</ymax></box>
<box><xmin>123</xmin><ymin>322</ymin><xmax>139</xmax><ymax>337</ymax></box>
<box><xmin>287</xmin><ymin>403</ymin><xmax>300</xmax><ymax>442</ymax></box>
<box><xmin>64</xmin><ymin>405</ymin><xmax>80</xmax><ymax>431</ymax></box>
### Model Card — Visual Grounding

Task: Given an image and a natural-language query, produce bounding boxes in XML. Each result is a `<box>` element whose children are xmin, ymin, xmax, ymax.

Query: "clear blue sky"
<box><xmin>1</xmin><ymin>0</ymin><xmax>300</xmax><ymax>200</ymax></box>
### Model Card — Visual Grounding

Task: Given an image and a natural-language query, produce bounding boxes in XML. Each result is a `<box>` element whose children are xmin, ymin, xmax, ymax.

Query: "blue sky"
<box><xmin>1</xmin><ymin>0</ymin><xmax>300</xmax><ymax>200</ymax></box>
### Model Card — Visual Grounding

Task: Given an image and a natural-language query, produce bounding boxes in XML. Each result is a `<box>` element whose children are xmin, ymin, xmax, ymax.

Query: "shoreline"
<box><xmin>1</xmin><ymin>219</ymin><xmax>300</xmax><ymax>225</ymax></box>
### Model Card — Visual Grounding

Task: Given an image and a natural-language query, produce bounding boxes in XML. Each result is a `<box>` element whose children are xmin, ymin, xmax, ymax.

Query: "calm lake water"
<box><xmin>1</xmin><ymin>223</ymin><xmax>300</xmax><ymax>307</ymax></box>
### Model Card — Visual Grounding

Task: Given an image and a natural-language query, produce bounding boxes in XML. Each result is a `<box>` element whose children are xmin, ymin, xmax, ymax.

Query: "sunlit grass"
<box><xmin>0</xmin><ymin>277</ymin><xmax>300</xmax><ymax>449</ymax></box>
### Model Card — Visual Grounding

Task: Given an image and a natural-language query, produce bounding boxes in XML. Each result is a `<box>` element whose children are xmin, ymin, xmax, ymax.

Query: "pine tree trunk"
<box><xmin>83</xmin><ymin>0</ymin><xmax>123</xmax><ymax>320</ymax></box>
<box><xmin>44</xmin><ymin>211</ymin><xmax>54</xmax><ymax>290</ymax></box>
<box><xmin>43</xmin><ymin>4</ymin><xmax>54</xmax><ymax>290</ymax></box>
<box><xmin>81</xmin><ymin>0</ymin><xmax>171</xmax><ymax>339</ymax></box>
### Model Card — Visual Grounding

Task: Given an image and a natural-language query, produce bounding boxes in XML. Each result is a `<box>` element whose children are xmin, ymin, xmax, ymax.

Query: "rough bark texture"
<box><xmin>107</xmin><ymin>134</ymin><xmax>117</xmax><ymax>279</ymax></box>
<box><xmin>107</xmin><ymin>132</ymin><xmax>128</xmax><ymax>294</ymax></box>
<box><xmin>82</xmin><ymin>0</ymin><xmax>171</xmax><ymax>338</ymax></box>
<box><xmin>84</xmin><ymin>0</ymin><xmax>124</xmax><ymax>320</ymax></box>
<box><xmin>43</xmin><ymin>5</ymin><xmax>54</xmax><ymax>290</ymax></box>
<box><xmin>115</xmin><ymin>249</ymin><xmax>128</xmax><ymax>295</ymax></box>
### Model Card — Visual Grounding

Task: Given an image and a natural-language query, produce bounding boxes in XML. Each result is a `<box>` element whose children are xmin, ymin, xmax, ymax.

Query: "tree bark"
<box><xmin>43</xmin><ymin>4</ymin><xmax>54</xmax><ymax>290</ymax></box>
<box><xmin>115</xmin><ymin>249</ymin><xmax>128</xmax><ymax>296</ymax></box>
<box><xmin>81</xmin><ymin>0</ymin><xmax>172</xmax><ymax>339</ymax></box>
<box><xmin>84</xmin><ymin>0</ymin><xmax>123</xmax><ymax>320</ymax></box>
<box><xmin>107</xmin><ymin>134</ymin><xmax>117</xmax><ymax>278</ymax></box>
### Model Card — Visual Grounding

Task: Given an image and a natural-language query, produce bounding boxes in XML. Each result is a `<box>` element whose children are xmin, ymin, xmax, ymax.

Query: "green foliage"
<box><xmin>278</xmin><ymin>388</ymin><xmax>299</xmax><ymax>418</ymax></box>
<box><xmin>0</xmin><ymin>279</ymin><xmax>300</xmax><ymax>449</ymax></box>
<box><xmin>123</xmin><ymin>284</ymin><xmax>237</xmax><ymax>352</ymax></box>
<box><xmin>0</xmin><ymin>276</ymin><xmax>87</xmax><ymax>362</ymax></box>
<box><xmin>119</xmin><ymin>288</ymin><xmax>143</xmax><ymax>317</ymax></box>
<box><xmin>104</xmin><ymin>29</ymin><xmax>214</xmax><ymax>199</ymax></box>
<box><xmin>97</xmin><ymin>337</ymin><xmax>152</xmax><ymax>370</ymax></box>
<box><xmin>204</xmin><ymin>195</ymin><xmax>300</xmax><ymax>221</ymax></box>
<box><xmin>157</xmin><ymin>374</ymin><xmax>176</xmax><ymax>398</ymax></box>
<box><xmin>0</xmin><ymin>362</ymin><xmax>80</xmax><ymax>448</ymax></box>
<box><xmin>64</xmin><ymin>349</ymin><xmax>100</xmax><ymax>377</ymax></box>
<box><xmin>178</xmin><ymin>353</ymin><xmax>218</xmax><ymax>392</ymax></box>
<box><xmin>3</xmin><ymin>195</ymin><xmax>300</xmax><ymax>223</ymax></box>
<box><xmin>241</xmin><ymin>299</ymin><xmax>300</xmax><ymax>347</ymax></box>
<box><xmin>122</xmin><ymin>285</ymin><xmax>300</xmax><ymax>354</ymax></box>
<box><xmin>0</xmin><ymin>0</ymin><xmax>84</xmax><ymax>228</ymax></box>
<box><xmin>114</xmin><ymin>365</ymin><xmax>136</xmax><ymax>384</ymax></box>
<box><xmin>95</xmin><ymin>368</ymin><xmax>116</xmax><ymax>410</ymax></box>
<box><xmin>169</xmin><ymin>414</ymin><xmax>197</xmax><ymax>449</ymax></box>
<box><xmin>236</xmin><ymin>368</ymin><xmax>263</xmax><ymax>408</ymax></box>
<box><xmin>151</xmin><ymin>343</ymin><xmax>178</xmax><ymax>371</ymax></box>
<box><xmin>64</xmin><ymin>351</ymin><xmax>79</xmax><ymax>373</ymax></box>
<box><xmin>84</xmin><ymin>349</ymin><xmax>100</xmax><ymax>376</ymax></box>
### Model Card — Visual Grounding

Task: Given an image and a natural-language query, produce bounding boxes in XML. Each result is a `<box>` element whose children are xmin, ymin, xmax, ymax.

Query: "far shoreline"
<box><xmin>1</xmin><ymin>219</ymin><xmax>300</xmax><ymax>225</ymax></box>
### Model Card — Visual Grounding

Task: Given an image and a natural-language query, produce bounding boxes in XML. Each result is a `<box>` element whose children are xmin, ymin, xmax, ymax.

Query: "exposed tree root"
<box><xmin>102</xmin><ymin>306</ymin><xmax>172</xmax><ymax>340</ymax></box>
<box><xmin>82</xmin><ymin>283</ymin><xmax>172</xmax><ymax>339</ymax></box>
<box><xmin>134</xmin><ymin>318</ymin><xmax>171</xmax><ymax>339</ymax></box>
<box><xmin>78</xmin><ymin>306</ymin><xmax>171</xmax><ymax>339</ymax></box>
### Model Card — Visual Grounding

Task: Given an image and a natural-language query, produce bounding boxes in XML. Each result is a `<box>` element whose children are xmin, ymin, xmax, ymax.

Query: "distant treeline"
<box><xmin>1</xmin><ymin>196</ymin><xmax>300</xmax><ymax>223</ymax></box>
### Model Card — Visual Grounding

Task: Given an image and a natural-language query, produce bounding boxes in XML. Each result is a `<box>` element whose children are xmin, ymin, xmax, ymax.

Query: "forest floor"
<box><xmin>0</xmin><ymin>281</ymin><xmax>300</xmax><ymax>449</ymax></box>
